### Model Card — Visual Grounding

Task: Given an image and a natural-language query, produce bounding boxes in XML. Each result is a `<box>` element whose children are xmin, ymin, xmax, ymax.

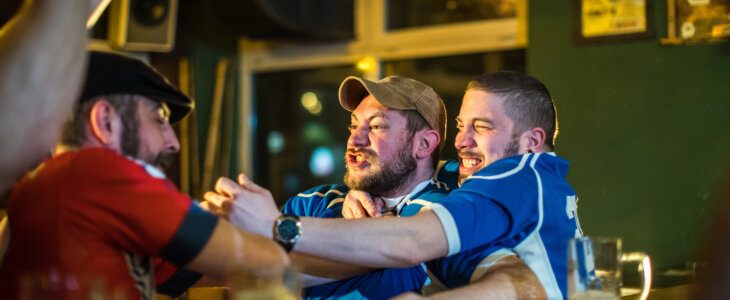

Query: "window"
<box><xmin>239</xmin><ymin>0</ymin><xmax>528</xmax><ymax>204</ymax></box>
<box><xmin>253</xmin><ymin>66</ymin><xmax>360</xmax><ymax>203</ymax></box>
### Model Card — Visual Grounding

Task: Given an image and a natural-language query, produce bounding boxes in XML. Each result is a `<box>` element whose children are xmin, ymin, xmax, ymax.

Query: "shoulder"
<box><xmin>68</xmin><ymin>148</ymin><xmax>166</xmax><ymax>180</ymax></box>
<box><xmin>400</xmin><ymin>181</ymin><xmax>450</xmax><ymax>216</ymax></box>
<box><xmin>433</xmin><ymin>160</ymin><xmax>460</xmax><ymax>190</ymax></box>
<box><xmin>294</xmin><ymin>184</ymin><xmax>348</xmax><ymax>200</ymax></box>
<box><xmin>283</xmin><ymin>184</ymin><xmax>348</xmax><ymax>217</ymax></box>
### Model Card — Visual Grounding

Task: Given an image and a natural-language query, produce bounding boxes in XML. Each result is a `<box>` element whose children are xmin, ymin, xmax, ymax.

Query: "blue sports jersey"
<box><xmin>283</xmin><ymin>182</ymin><xmax>448</xmax><ymax>299</ymax></box>
<box><xmin>429</xmin><ymin>153</ymin><xmax>583</xmax><ymax>299</ymax></box>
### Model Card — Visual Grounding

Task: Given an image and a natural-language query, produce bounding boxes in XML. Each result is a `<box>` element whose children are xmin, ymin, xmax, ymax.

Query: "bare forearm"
<box><xmin>0</xmin><ymin>0</ymin><xmax>90</xmax><ymax>194</ymax></box>
<box><xmin>425</xmin><ymin>256</ymin><xmax>546</xmax><ymax>300</ymax></box>
<box><xmin>291</xmin><ymin>252</ymin><xmax>375</xmax><ymax>280</ymax></box>
<box><xmin>186</xmin><ymin>221</ymin><xmax>289</xmax><ymax>280</ymax></box>
<box><xmin>294</xmin><ymin>211</ymin><xmax>447</xmax><ymax>268</ymax></box>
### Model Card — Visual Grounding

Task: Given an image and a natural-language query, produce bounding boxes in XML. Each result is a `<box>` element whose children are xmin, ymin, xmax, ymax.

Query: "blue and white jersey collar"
<box><xmin>382</xmin><ymin>179</ymin><xmax>433</xmax><ymax>214</ymax></box>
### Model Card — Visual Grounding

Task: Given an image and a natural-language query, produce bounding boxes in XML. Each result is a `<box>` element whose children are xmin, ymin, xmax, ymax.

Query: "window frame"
<box><xmin>238</xmin><ymin>0</ymin><xmax>528</xmax><ymax>175</ymax></box>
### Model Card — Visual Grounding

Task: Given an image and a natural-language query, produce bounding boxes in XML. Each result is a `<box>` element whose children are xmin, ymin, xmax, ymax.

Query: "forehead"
<box><xmin>351</xmin><ymin>95</ymin><xmax>403</xmax><ymax>121</ymax></box>
<box><xmin>458</xmin><ymin>89</ymin><xmax>509</xmax><ymax>122</ymax></box>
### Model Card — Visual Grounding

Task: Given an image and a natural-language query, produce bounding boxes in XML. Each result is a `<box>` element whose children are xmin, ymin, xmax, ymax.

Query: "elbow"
<box><xmin>380</xmin><ymin>239</ymin><xmax>431</xmax><ymax>268</ymax></box>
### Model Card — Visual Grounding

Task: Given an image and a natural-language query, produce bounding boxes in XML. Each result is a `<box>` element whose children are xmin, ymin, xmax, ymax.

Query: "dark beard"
<box><xmin>502</xmin><ymin>135</ymin><xmax>521</xmax><ymax>158</ymax></box>
<box><xmin>118</xmin><ymin>110</ymin><xmax>173</xmax><ymax>169</ymax></box>
<box><xmin>120</xmin><ymin>106</ymin><xmax>140</xmax><ymax>158</ymax></box>
<box><xmin>343</xmin><ymin>140</ymin><xmax>417</xmax><ymax>196</ymax></box>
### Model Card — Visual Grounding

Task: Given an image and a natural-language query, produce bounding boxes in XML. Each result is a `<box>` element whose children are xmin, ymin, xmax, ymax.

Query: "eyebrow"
<box><xmin>350</xmin><ymin>111</ymin><xmax>389</xmax><ymax>123</ymax></box>
<box><xmin>456</xmin><ymin>116</ymin><xmax>495</xmax><ymax>126</ymax></box>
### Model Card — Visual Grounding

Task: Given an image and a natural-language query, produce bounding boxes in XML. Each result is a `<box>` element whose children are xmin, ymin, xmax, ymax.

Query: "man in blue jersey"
<box><xmin>282</xmin><ymin>75</ymin><xmax>447</xmax><ymax>299</ymax></box>
<box><xmin>208</xmin><ymin>71</ymin><xmax>577</xmax><ymax>299</ymax></box>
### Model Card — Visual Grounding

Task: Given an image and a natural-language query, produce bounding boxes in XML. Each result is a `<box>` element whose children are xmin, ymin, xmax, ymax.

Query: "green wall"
<box><xmin>528</xmin><ymin>1</ymin><xmax>730</xmax><ymax>274</ymax></box>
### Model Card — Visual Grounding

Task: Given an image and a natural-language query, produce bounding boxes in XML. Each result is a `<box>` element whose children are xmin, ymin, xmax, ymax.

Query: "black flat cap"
<box><xmin>81</xmin><ymin>51</ymin><xmax>194</xmax><ymax>124</ymax></box>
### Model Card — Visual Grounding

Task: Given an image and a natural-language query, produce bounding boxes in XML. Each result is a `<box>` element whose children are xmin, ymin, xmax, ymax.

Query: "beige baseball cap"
<box><xmin>338</xmin><ymin>75</ymin><xmax>447</xmax><ymax>151</ymax></box>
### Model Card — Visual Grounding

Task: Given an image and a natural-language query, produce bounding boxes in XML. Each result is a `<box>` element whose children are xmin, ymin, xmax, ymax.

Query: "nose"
<box><xmin>454</xmin><ymin>128</ymin><xmax>475</xmax><ymax>151</ymax></box>
<box><xmin>163</xmin><ymin>124</ymin><xmax>180</xmax><ymax>153</ymax></box>
<box><xmin>347</xmin><ymin>125</ymin><xmax>369</xmax><ymax>149</ymax></box>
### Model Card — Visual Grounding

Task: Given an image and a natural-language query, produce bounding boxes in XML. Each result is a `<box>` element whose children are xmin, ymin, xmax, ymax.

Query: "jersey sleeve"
<box><xmin>153</xmin><ymin>257</ymin><xmax>201</xmax><ymax>297</ymax></box>
<box><xmin>427</xmin><ymin>158</ymin><xmax>539</xmax><ymax>256</ymax></box>
<box><xmin>65</xmin><ymin>149</ymin><xmax>218</xmax><ymax>265</ymax></box>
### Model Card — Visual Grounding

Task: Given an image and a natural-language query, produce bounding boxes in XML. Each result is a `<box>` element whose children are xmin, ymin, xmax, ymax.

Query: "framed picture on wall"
<box><xmin>574</xmin><ymin>0</ymin><xmax>655</xmax><ymax>44</ymax></box>
<box><xmin>661</xmin><ymin>0</ymin><xmax>730</xmax><ymax>45</ymax></box>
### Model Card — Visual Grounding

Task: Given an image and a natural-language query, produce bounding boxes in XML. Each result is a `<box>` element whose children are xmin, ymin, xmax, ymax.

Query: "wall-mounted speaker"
<box><xmin>108</xmin><ymin>0</ymin><xmax>178</xmax><ymax>52</ymax></box>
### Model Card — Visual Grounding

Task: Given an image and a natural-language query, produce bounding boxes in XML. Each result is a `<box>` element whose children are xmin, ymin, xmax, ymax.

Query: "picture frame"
<box><xmin>574</xmin><ymin>0</ymin><xmax>655</xmax><ymax>44</ymax></box>
<box><xmin>661</xmin><ymin>0</ymin><xmax>730</xmax><ymax>45</ymax></box>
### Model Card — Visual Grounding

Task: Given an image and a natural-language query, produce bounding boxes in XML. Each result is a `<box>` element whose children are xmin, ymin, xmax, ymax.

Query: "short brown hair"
<box><xmin>466</xmin><ymin>71</ymin><xmax>557</xmax><ymax>150</ymax></box>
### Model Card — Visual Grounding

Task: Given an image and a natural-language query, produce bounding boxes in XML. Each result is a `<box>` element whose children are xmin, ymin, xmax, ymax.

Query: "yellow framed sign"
<box><xmin>575</xmin><ymin>0</ymin><xmax>655</xmax><ymax>43</ymax></box>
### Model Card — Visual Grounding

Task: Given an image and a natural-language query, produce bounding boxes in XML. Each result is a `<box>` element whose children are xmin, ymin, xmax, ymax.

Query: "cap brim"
<box><xmin>338</xmin><ymin>76</ymin><xmax>372</xmax><ymax>111</ymax></box>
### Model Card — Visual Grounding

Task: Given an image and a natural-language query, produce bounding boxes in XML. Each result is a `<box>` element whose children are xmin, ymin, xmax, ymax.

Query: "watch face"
<box><xmin>278</xmin><ymin>219</ymin><xmax>300</xmax><ymax>242</ymax></box>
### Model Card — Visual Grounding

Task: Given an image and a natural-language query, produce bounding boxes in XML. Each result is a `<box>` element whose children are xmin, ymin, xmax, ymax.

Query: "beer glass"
<box><xmin>228</xmin><ymin>266</ymin><xmax>300</xmax><ymax>300</ymax></box>
<box><xmin>567</xmin><ymin>236</ymin><xmax>652</xmax><ymax>300</ymax></box>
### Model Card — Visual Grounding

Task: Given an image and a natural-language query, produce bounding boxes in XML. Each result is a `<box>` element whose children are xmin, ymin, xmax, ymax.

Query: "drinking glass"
<box><xmin>567</xmin><ymin>236</ymin><xmax>652</xmax><ymax>300</ymax></box>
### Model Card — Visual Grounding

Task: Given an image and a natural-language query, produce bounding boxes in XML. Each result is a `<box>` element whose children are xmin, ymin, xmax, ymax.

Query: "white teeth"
<box><xmin>462</xmin><ymin>159</ymin><xmax>479</xmax><ymax>168</ymax></box>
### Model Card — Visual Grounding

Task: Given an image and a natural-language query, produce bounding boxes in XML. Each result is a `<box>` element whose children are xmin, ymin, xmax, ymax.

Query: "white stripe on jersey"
<box><xmin>426</xmin><ymin>203</ymin><xmax>461</xmax><ymax>256</ymax></box>
<box><xmin>326</xmin><ymin>198</ymin><xmax>344</xmax><ymax>210</ymax></box>
<box><xmin>514</xmin><ymin>152</ymin><xmax>561</xmax><ymax>300</ymax></box>
<box><xmin>515</xmin><ymin>232</ymin><xmax>562</xmax><ymax>299</ymax></box>
<box><xmin>408</xmin><ymin>199</ymin><xmax>433</xmax><ymax>207</ymax></box>
<box><xmin>298</xmin><ymin>189</ymin><xmax>344</xmax><ymax>198</ymax></box>
<box><xmin>529</xmin><ymin>153</ymin><xmax>545</xmax><ymax>228</ymax></box>
<box><xmin>468</xmin><ymin>154</ymin><xmax>529</xmax><ymax>181</ymax></box>
<box><xmin>468</xmin><ymin>248</ymin><xmax>516</xmax><ymax>283</ymax></box>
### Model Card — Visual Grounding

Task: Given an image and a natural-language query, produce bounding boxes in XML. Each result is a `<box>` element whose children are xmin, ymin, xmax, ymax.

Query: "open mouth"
<box><xmin>458</xmin><ymin>155</ymin><xmax>483</xmax><ymax>176</ymax></box>
<box><xmin>346</xmin><ymin>150</ymin><xmax>371</xmax><ymax>168</ymax></box>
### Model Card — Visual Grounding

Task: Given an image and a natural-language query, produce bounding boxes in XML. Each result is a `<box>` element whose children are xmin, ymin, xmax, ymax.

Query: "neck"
<box><xmin>378</xmin><ymin>162</ymin><xmax>434</xmax><ymax>198</ymax></box>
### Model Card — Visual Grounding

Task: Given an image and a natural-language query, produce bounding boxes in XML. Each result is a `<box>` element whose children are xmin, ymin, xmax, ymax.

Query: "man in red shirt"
<box><xmin>0</xmin><ymin>51</ymin><xmax>288</xmax><ymax>299</ymax></box>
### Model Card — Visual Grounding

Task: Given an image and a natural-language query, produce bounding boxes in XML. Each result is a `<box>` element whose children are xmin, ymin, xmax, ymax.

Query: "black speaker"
<box><xmin>108</xmin><ymin>0</ymin><xmax>177</xmax><ymax>52</ymax></box>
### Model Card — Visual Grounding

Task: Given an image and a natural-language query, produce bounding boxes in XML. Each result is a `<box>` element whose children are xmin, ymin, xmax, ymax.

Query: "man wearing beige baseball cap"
<box><xmin>205</xmin><ymin>75</ymin><xmax>542</xmax><ymax>299</ymax></box>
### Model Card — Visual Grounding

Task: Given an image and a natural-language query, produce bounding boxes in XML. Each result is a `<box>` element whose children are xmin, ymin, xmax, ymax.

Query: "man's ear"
<box><xmin>520</xmin><ymin>127</ymin><xmax>546</xmax><ymax>153</ymax></box>
<box><xmin>88</xmin><ymin>100</ymin><xmax>117</xmax><ymax>145</ymax></box>
<box><xmin>414</xmin><ymin>129</ymin><xmax>440</xmax><ymax>159</ymax></box>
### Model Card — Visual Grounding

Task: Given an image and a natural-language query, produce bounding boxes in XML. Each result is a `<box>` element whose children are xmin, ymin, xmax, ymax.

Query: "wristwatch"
<box><xmin>273</xmin><ymin>214</ymin><xmax>301</xmax><ymax>253</ymax></box>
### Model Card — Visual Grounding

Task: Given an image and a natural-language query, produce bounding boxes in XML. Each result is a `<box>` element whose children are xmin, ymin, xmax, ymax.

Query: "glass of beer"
<box><xmin>567</xmin><ymin>236</ymin><xmax>652</xmax><ymax>300</ymax></box>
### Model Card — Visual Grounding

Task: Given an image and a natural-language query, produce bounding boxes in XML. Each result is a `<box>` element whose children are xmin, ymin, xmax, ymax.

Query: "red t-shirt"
<box><xmin>0</xmin><ymin>148</ymin><xmax>217</xmax><ymax>299</ymax></box>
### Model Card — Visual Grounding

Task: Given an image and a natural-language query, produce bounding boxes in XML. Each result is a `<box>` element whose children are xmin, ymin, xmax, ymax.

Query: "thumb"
<box><xmin>373</xmin><ymin>197</ymin><xmax>385</xmax><ymax>217</ymax></box>
<box><xmin>360</xmin><ymin>195</ymin><xmax>382</xmax><ymax>218</ymax></box>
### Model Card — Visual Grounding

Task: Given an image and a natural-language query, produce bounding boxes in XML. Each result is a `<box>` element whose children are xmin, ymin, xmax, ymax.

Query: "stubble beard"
<box><xmin>344</xmin><ymin>140</ymin><xmax>417</xmax><ymax>196</ymax></box>
<box><xmin>119</xmin><ymin>116</ymin><xmax>174</xmax><ymax>169</ymax></box>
